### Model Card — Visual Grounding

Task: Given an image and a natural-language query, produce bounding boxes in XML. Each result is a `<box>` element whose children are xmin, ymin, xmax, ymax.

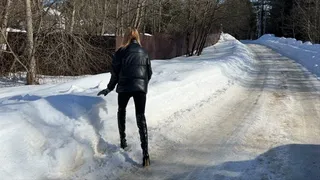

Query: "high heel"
<box><xmin>143</xmin><ymin>154</ymin><xmax>150</xmax><ymax>167</ymax></box>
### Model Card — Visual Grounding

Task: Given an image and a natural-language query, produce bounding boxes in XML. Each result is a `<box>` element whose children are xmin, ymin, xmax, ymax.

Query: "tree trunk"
<box><xmin>127</xmin><ymin>0</ymin><xmax>131</xmax><ymax>27</ymax></box>
<box><xmin>120</xmin><ymin>0</ymin><xmax>125</xmax><ymax>35</ymax></box>
<box><xmin>142</xmin><ymin>0</ymin><xmax>147</xmax><ymax>33</ymax></box>
<box><xmin>185</xmin><ymin>0</ymin><xmax>192</xmax><ymax>56</ymax></box>
<box><xmin>263</xmin><ymin>1</ymin><xmax>267</xmax><ymax>35</ymax></box>
<box><xmin>116</xmin><ymin>0</ymin><xmax>119</xmax><ymax>35</ymax></box>
<box><xmin>158</xmin><ymin>0</ymin><xmax>162</xmax><ymax>32</ymax></box>
<box><xmin>292</xmin><ymin>21</ymin><xmax>296</xmax><ymax>38</ymax></box>
<box><xmin>70</xmin><ymin>0</ymin><xmax>76</xmax><ymax>33</ymax></box>
<box><xmin>316</xmin><ymin>0</ymin><xmax>320</xmax><ymax>42</ymax></box>
<box><xmin>197</xmin><ymin>32</ymin><xmax>208</xmax><ymax>56</ymax></box>
<box><xmin>195</xmin><ymin>27</ymin><xmax>206</xmax><ymax>55</ymax></box>
<box><xmin>191</xmin><ymin>28</ymin><xmax>200</xmax><ymax>56</ymax></box>
<box><xmin>25</xmin><ymin>0</ymin><xmax>37</xmax><ymax>85</ymax></box>
<box><xmin>186</xmin><ymin>31</ymin><xmax>191</xmax><ymax>56</ymax></box>
<box><xmin>195</xmin><ymin>1</ymin><xmax>217</xmax><ymax>56</ymax></box>
<box><xmin>101</xmin><ymin>0</ymin><xmax>108</xmax><ymax>35</ymax></box>
<box><xmin>258</xmin><ymin>0</ymin><xmax>265</xmax><ymax>37</ymax></box>
<box><xmin>134</xmin><ymin>0</ymin><xmax>141</xmax><ymax>28</ymax></box>
<box><xmin>1</xmin><ymin>0</ymin><xmax>12</xmax><ymax>51</ymax></box>
<box><xmin>137</xmin><ymin>0</ymin><xmax>146</xmax><ymax>29</ymax></box>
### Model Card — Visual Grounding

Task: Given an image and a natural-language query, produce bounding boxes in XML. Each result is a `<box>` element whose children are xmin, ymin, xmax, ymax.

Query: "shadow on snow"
<box><xmin>141</xmin><ymin>144</ymin><xmax>320</xmax><ymax>180</ymax></box>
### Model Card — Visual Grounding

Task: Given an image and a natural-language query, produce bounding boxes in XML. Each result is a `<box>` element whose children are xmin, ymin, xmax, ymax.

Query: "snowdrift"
<box><xmin>0</xmin><ymin>34</ymin><xmax>257</xmax><ymax>179</ymax></box>
<box><xmin>253</xmin><ymin>34</ymin><xmax>320</xmax><ymax>78</ymax></box>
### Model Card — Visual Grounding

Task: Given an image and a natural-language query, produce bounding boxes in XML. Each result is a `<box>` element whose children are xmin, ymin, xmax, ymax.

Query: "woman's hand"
<box><xmin>97</xmin><ymin>89</ymin><xmax>111</xmax><ymax>96</ymax></box>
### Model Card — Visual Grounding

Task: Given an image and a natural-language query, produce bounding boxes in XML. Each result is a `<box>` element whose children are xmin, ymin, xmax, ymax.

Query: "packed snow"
<box><xmin>0</xmin><ymin>34</ymin><xmax>258</xmax><ymax>179</ymax></box>
<box><xmin>250</xmin><ymin>34</ymin><xmax>320</xmax><ymax>78</ymax></box>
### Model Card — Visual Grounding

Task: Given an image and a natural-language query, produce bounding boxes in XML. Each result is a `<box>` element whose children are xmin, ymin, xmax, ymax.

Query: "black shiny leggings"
<box><xmin>118</xmin><ymin>92</ymin><xmax>148</xmax><ymax>154</ymax></box>
<box><xmin>118</xmin><ymin>92</ymin><xmax>146</xmax><ymax>115</ymax></box>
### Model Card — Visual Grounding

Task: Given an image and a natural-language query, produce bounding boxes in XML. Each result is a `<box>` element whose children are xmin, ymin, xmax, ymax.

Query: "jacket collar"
<box><xmin>131</xmin><ymin>39</ymin><xmax>139</xmax><ymax>44</ymax></box>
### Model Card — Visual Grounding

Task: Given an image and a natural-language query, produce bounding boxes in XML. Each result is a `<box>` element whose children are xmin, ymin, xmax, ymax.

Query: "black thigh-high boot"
<box><xmin>136</xmin><ymin>114</ymin><xmax>150</xmax><ymax>167</ymax></box>
<box><xmin>118</xmin><ymin>109</ymin><xmax>127</xmax><ymax>149</ymax></box>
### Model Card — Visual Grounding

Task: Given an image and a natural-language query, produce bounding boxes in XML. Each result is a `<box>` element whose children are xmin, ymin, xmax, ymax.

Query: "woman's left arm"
<box><xmin>147</xmin><ymin>56</ymin><xmax>152</xmax><ymax>81</ymax></box>
<box><xmin>107</xmin><ymin>50</ymin><xmax>122</xmax><ymax>91</ymax></box>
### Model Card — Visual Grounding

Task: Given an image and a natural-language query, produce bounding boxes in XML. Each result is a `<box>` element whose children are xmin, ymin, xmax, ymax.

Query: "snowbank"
<box><xmin>253</xmin><ymin>34</ymin><xmax>320</xmax><ymax>78</ymax></box>
<box><xmin>0</xmin><ymin>34</ymin><xmax>257</xmax><ymax>179</ymax></box>
<box><xmin>0</xmin><ymin>73</ymin><xmax>89</xmax><ymax>88</ymax></box>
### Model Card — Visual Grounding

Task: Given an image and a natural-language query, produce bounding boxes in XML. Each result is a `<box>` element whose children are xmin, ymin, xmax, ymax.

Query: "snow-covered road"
<box><xmin>1</xmin><ymin>35</ymin><xmax>319</xmax><ymax>180</ymax></box>
<box><xmin>119</xmin><ymin>44</ymin><xmax>320</xmax><ymax>180</ymax></box>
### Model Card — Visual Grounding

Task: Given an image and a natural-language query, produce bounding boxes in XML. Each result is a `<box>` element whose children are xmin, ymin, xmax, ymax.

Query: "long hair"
<box><xmin>121</xmin><ymin>27</ymin><xmax>141</xmax><ymax>48</ymax></box>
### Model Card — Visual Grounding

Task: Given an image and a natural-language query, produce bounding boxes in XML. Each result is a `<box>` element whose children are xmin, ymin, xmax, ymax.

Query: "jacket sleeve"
<box><xmin>147</xmin><ymin>55</ymin><xmax>152</xmax><ymax>81</ymax></box>
<box><xmin>107</xmin><ymin>49</ymin><xmax>122</xmax><ymax>91</ymax></box>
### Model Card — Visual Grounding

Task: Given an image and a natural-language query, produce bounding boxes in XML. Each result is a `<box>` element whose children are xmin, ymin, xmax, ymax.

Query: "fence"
<box><xmin>116</xmin><ymin>33</ymin><xmax>221</xmax><ymax>60</ymax></box>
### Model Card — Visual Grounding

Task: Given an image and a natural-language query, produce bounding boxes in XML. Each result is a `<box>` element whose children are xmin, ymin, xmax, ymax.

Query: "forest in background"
<box><xmin>0</xmin><ymin>0</ymin><xmax>319</xmax><ymax>84</ymax></box>
<box><xmin>255</xmin><ymin>0</ymin><xmax>320</xmax><ymax>43</ymax></box>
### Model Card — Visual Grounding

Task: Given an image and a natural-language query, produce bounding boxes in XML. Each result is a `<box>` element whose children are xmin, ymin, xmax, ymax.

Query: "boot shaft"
<box><xmin>118</xmin><ymin>111</ymin><xmax>127</xmax><ymax>149</ymax></box>
<box><xmin>136</xmin><ymin>114</ymin><xmax>148</xmax><ymax>155</ymax></box>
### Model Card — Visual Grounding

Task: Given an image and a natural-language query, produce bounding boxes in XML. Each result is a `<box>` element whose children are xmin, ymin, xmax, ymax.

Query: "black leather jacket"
<box><xmin>107</xmin><ymin>40</ymin><xmax>152</xmax><ymax>93</ymax></box>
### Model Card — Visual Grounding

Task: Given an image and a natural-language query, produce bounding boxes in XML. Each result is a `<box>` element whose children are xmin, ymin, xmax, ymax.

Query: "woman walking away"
<box><xmin>97</xmin><ymin>28</ymin><xmax>152</xmax><ymax>167</ymax></box>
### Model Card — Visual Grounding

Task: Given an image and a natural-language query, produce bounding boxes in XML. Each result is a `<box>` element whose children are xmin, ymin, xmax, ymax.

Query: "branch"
<box><xmin>0</xmin><ymin>30</ymin><xmax>29</xmax><ymax>72</ymax></box>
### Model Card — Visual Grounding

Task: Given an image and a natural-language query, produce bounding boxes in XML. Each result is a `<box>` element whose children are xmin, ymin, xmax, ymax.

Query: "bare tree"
<box><xmin>69</xmin><ymin>0</ymin><xmax>76</xmax><ymax>33</ymax></box>
<box><xmin>133</xmin><ymin>0</ymin><xmax>141</xmax><ymax>28</ymax></box>
<box><xmin>25</xmin><ymin>0</ymin><xmax>37</xmax><ymax>84</ymax></box>
<box><xmin>292</xmin><ymin>0</ymin><xmax>320</xmax><ymax>43</ymax></box>
<box><xmin>0</xmin><ymin>0</ymin><xmax>12</xmax><ymax>50</ymax></box>
<box><xmin>100</xmin><ymin>0</ymin><xmax>109</xmax><ymax>35</ymax></box>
